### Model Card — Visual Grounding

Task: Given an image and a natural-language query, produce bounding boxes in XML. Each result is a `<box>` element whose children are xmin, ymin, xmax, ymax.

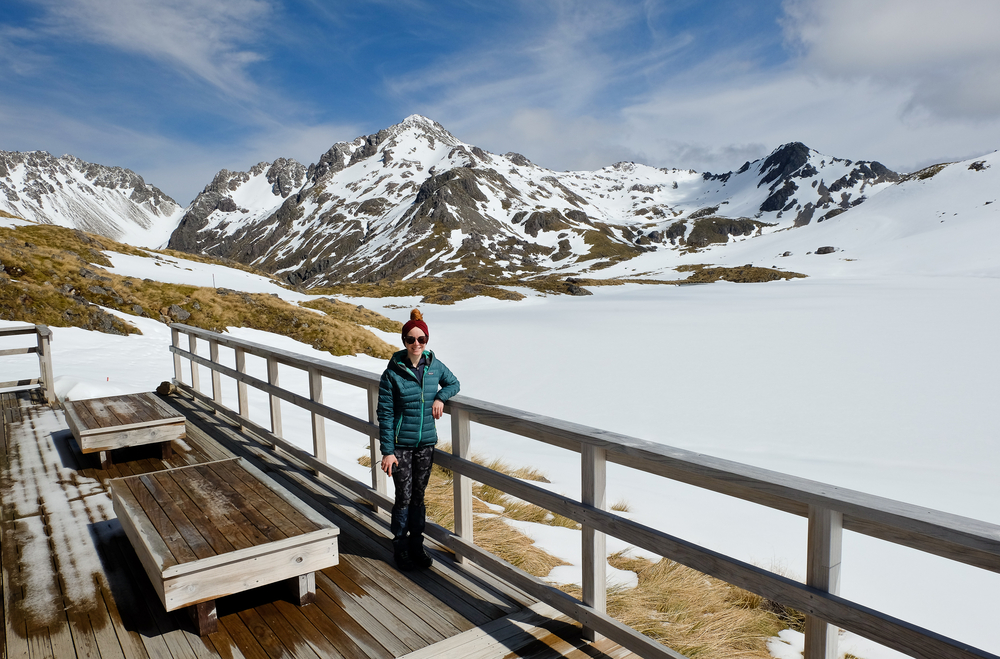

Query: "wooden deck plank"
<box><xmin>399</xmin><ymin>605</ymin><xmax>582</xmax><ymax>659</ymax></box>
<box><xmin>331</xmin><ymin>550</ymin><xmax>457</xmax><ymax>644</ymax></box>
<box><xmin>185</xmin><ymin>465</ymin><xmax>285</xmax><ymax>546</ymax></box>
<box><xmin>268</xmin><ymin>594</ymin><xmax>364</xmax><ymax>659</ymax></box>
<box><xmin>334</xmin><ymin>538</ymin><xmax>472</xmax><ymax>636</ymax></box>
<box><xmin>311</xmin><ymin>570</ymin><xmax>408</xmax><ymax>658</ymax></box>
<box><xmin>125</xmin><ymin>472</ymin><xmax>208</xmax><ymax>563</ymax></box>
<box><xmin>99</xmin><ymin>511</ymin><xmax>178</xmax><ymax>659</ymax></box>
<box><xmin>142</xmin><ymin>471</ymin><xmax>226</xmax><ymax>560</ymax></box>
<box><xmin>235</xmin><ymin>606</ymin><xmax>319</xmax><ymax>659</ymax></box>
<box><xmin>215</xmin><ymin>613</ymin><xmax>269</xmax><ymax>659</ymax></box>
<box><xmin>210</xmin><ymin>460</ymin><xmax>321</xmax><ymax>536</ymax></box>
<box><xmin>112</xmin><ymin>477</ymin><xmax>182</xmax><ymax>572</ymax></box>
<box><xmin>253</xmin><ymin>603</ymin><xmax>327</xmax><ymax>659</ymax></box>
<box><xmin>260</xmin><ymin>599</ymin><xmax>346</xmax><ymax>659</ymax></box>
<box><xmin>2</xmin><ymin>519</ymin><xmax>31</xmax><ymax>659</ymax></box>
<box><xmin>96</xmin><ymin>570</ymin><xmax>152</xmax><ymax>659</ymax></box>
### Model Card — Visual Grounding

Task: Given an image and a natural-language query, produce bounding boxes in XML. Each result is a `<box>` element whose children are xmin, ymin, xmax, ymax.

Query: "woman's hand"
<box><xmin>432</xmin><ymin>399</ymin><xmax>444</xmax><ymax>420</ymax></box>
<box><xmin>381</xmin><ymin>454</ymin><xmax>397</xmax><ymax>477</ymax></box>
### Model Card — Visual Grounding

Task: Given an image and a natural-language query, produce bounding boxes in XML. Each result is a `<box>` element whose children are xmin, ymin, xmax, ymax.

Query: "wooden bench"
<box><xmin>109</xmin><ymin>457</ymin><xmax>340</xmax><ymax>635</ymax></box>
<box><xmin>64</xmin><ymin>392</ymin><xmax>186</xmax><ymax>469</ymax></box>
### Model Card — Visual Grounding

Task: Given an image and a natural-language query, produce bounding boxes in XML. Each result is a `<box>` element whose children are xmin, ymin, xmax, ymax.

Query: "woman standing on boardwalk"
<box><xmin>378</xmin><ymin>309</ymin><xmax>460</xmax><ymax>570</ymax></box>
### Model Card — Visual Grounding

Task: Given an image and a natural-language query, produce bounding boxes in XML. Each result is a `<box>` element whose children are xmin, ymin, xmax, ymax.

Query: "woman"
<box><xmin>377</xmin><ymin>309</ymin><xmax>460</xmax><ymax>570</ymax></box>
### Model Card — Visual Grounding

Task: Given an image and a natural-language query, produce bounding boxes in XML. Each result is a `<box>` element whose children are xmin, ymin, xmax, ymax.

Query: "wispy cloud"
<box><xmin>23</xmin><ymin>0</ymin><xmax>273</xmax><ymax>99</ymax></box>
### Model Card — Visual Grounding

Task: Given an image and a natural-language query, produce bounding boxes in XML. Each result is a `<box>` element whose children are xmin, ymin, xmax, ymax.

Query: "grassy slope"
<box><xmin>0</xmin><ymin>223</ymin><xmax>399</xmax><ymax>358</ymax></box>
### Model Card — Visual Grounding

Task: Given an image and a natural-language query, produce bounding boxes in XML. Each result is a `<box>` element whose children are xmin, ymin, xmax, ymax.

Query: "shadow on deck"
<box><xmin>0</xmin><ymin>390</ymin><xmax>639</xmax><ymax>659</ymax></box>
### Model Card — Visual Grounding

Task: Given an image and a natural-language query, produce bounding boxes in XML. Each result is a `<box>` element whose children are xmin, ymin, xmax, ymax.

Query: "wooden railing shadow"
<box><xmin>167</xmin><ymin>323</ymin><xmax>1000</xmax><ymax>659</ymax></box>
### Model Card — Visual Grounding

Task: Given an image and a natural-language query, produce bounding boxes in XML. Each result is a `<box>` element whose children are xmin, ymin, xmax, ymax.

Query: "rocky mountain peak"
<box><xmin>758</xmin><ymin>142</ymin><xmax>813</xmax><ymax>188</ymax></box>
<box><xmin>0</xmin><ymin>150</ymin><xmax>181</xmax><ymax>246</ymax></box>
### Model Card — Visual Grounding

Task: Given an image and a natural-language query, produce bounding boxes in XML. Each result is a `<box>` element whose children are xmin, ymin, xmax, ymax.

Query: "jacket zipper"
<box><xmin>416</xmin><ymin>359</ymin><xmax>428</xmax><ymax>448</ymax></box>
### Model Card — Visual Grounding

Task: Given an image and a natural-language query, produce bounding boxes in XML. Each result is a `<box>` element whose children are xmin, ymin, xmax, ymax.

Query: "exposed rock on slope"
<box><xmin>165</xmin><ymin>116</ymin><xmax>900</xmax><ymax>287</ymax></box>
<box><xmin>0</xmin><ymin>151</ymin><xmax>183</xmax><ymax>247</ymax></box>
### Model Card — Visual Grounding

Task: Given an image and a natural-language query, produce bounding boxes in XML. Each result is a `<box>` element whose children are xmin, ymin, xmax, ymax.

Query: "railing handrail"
<box><xmin>167</xmin><ymin>323</ymin><xmax>1000</xmax><ymax>659</ymax></box>
<box><xmin>0</xmin><ymin>324</ymin><xmax>55</xmax><ymax>403</ymax></box>
<box><xmin>168</xmin><ymin>324</ymin><xmax>1000</xmax><ymax>570</ymax></box>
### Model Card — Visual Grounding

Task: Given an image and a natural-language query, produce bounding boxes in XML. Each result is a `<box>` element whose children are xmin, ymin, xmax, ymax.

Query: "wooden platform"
<box><xmin>64</xmin><ymin>392</ymin><xmax>186</xmax><ymax>469</ymax></box>
<box><xmin>0</xmin><ymin>390</ymin><xmax>640</xmax><ymax>659</ymax></box>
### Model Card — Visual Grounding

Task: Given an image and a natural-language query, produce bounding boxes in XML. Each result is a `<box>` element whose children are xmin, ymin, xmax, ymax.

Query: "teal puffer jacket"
<box><xmin>377</xmin><ymin>350</ymin><xmax>460</xmax><ymax>455</ymax></box>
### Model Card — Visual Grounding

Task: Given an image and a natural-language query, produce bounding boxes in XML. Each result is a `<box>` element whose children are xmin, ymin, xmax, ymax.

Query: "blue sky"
<box><xmin>3</xmin><ymin>0</ymin><xmax>1000</xmax><ymax>205</ymax></box>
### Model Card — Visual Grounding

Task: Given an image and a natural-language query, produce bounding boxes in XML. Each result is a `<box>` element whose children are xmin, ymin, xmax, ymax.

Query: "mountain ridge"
<box><xmin>6</xmin><ymin>115</ymin><xmax>986</xmax><ymax>288</ymax></box>
<box><xmin>164</xmin><ymin>115</ymin><xmax>904</xmax><ymax>286</ymax></box>
<box><xmin>0</xmin><ymin>150</ymin><xmax>183</xmax><ymax>247</ymax></box>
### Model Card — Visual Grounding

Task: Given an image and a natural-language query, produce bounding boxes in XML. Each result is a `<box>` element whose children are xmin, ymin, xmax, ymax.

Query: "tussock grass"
<box><xmin>579</xmin><ymin>227</ymin><xmax>639</xmax><ymax>263</ymax></box>
<box><xmin>306</xmin><ymin>276</ymin><xmax>526</xmax><ymax>306</ymax></box>
<box><xmin>563</xmin><ymin>552</ymin><xmax>794</xmax><ymax>658</ymax></box>
<box><xmin>676</xmin><ymin>264</ymin><xmax>807</xmax><ymax>284</ymax></box>
<box><xmin>0</xmin><ymin>224</ymin><xmax>398</xmax><ymax>357</ymax></box>
<box><xmin>610</xmin><ymin>498</ymin><xmax>631</xmax><ymax>513</ymax></box>
<box><xmin>300</xmin><ymin>297</ymin><xmax>403</xmax><ymax>334</ymax></box>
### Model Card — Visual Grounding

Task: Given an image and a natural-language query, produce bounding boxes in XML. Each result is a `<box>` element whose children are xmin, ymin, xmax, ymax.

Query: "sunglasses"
<box><xmin>404</xmin><ymin>335</ymin><xmax>428</xmax><ymax>345</ymax></box>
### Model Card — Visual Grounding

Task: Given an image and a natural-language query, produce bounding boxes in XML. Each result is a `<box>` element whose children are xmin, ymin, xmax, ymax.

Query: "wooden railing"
<box><xmin>168</xmin><ymin>323</ymin><xmax>1000</xmax><ymax>659</ymax></box>
<box><xmin>0</xmin><ymin>324</ymin><xmax>55</xmax><ymax>404</ymax></box>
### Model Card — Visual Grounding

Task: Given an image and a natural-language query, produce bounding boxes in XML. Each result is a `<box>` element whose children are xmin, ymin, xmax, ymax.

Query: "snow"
<box><xmin>103</xmin><ymin>250</ymin><xmax>311</xmax><ymax>302</ymax></box>
<box><xmin>768</xmin><ymin>629</ymin><xmax>911</xmax><ymax>659</ymax></box>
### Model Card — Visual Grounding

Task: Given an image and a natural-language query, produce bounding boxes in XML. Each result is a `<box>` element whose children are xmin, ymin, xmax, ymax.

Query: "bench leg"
<box><xmin>161</xmin><ymin>441</ymin><xmax>174</xmax><ymax>460</ymax></box>
<box><xmin>189</xmin><ymin>600</ymin><xmax>217</xmax><ymax>635</ymax></box>
<box><xmin>290</xmin><ymin>572</ymin><xmax>316</xmax><ymax>605</ymax></box>
<box><xmin>99</xmin><ymin>450</ymin><xmax>112</xmax><ymax>470</ymax></box>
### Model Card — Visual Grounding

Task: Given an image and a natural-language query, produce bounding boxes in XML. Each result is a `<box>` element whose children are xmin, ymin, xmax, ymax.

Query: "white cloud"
<box><xmin>27</xmin><ymin>0</ymin><xmax>272</xmax><ymax>99</ymax></box>
<box><xmin>783</xmin><ymin>0</ymin><xmax>1000</xmax><ymax>119</ymax></box>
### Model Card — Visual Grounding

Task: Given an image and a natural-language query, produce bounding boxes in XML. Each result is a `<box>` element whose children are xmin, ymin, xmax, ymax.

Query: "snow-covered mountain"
<box><xmin>0</xmin><ymin>151</ymin><xmax>183</xmax><ymax>248</ymax></box>
<box><xmin>167</xmin><ymin>115</ymin><xmax>901</xmax><ymax>286</ymax></box>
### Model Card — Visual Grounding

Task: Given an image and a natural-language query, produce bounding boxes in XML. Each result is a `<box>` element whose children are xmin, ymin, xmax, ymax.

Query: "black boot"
<box><xmin>393</xmin><ymin>538</ymin><xmax>415</xmax><ymax>571</ymax></box>
<box><xmin>408</xmin><ymin>535</ymin><xmax>432</xmax><ymax>570</ymax></box>
<box><xmin>391</xmin><ymin>506</ymin><xmax>414</xmax><ymax>570</ymax></box>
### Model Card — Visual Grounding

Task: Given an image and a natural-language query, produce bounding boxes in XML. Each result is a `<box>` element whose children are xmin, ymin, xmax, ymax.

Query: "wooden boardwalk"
<box><xmin>0</xmin><ymin>390</ymin><xmax>640</xmax><ymax>659</ymax></box>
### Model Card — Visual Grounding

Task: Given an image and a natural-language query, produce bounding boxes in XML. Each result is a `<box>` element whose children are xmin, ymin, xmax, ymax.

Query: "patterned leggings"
<box><xmin>390</xmin><ymin>445</ymin><xmax>435</xmax><ymax>546</ymax></box>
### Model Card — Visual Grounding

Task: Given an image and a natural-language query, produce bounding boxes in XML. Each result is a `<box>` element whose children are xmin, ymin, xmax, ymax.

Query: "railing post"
<box><xmin>171</xmin><ymin>327</ymin><xmax>183</xmax><ymax>385</ymax></box>
<box><xmin>451</xmin><ymin>408</ymin><xmax>473</xmax><ymax>564</ymax></box>
<box><xmin>266</xmin><ymin>356</ymin><xmax>282</xmax><ymax>438</ymax></box>
<box><xmin>235</xmin><ymin>347</ymin><xmax>249</xmax><ymax>420</ymax></box>
<box><xmin>188</xmin><ymin>334</ymin><xmax>200</xmax><ymax>392</ymax></box>
<box><xmin>581</xmin><ymin>443</ymin><xmax>607</xmax><ymax>642</ymax></box>
<box><xmin>367</xmin><ymin>383</ymin><xmax>387</xmax><ymax>512</ymax></box>
<box><xmin>308</xmin><ymin>368</ymin><xmax>326</xmax><ymax>463</ymax></box>
<box><xmin>35</xmin><ymin>325</ymin><xmax>55</xmax><ymax>404</ymax></box>
<box><xmin>209</xmin><ymin>338</ymin><xmax>222</xmax><ymax>408</ymax></box>
<box><xmin>805</xmin><ymin>505</ymin><xmax>843</xmax><ymax>659</ymax></box>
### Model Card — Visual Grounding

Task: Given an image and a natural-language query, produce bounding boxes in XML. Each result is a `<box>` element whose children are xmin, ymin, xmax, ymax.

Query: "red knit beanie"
<box><xmin>401</xmin><ymin>309</ymin><xmax>429</xmax><ymax>339</ymax></box>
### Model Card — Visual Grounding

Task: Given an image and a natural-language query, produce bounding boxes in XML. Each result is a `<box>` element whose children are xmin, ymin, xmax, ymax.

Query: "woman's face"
<box><xmin>404</xmin><ymin>326</ymin><xmax>427</xmax><ymax>360</ymax></box>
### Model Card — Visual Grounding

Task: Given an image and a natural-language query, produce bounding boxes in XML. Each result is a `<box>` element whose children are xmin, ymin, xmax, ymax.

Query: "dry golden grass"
<box><xmin>359</xmin><ymin>446</ymin><xmax>801</xmax><ymax>658</ymax></box>
<box><xmin>307</xmin><ymin>277</ymin><xmax>527</xmax><ymax>305</ymax></box>
<box><xmin>301</xmin><ymin>297</ymin><xmax>403</xmax><ymax>334</ymax></box>
<box><xmin>675</xmin><ymin>264</ymin><xmax>807</xmax><ymax>284</ymax></box>
<box><xmin>561</xmin><ymin>552</ymin><xmax>794</xmax><ymax>659</ymax></box>
<box><xmin>0</xmin><ymin>224</ymin><xmax>399</xmax><ymax>357</ymax></box>
<box><xmin>610</xmin><ymin>498</ymin><xmax>632</xmax><ymax>513</ymax></box>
